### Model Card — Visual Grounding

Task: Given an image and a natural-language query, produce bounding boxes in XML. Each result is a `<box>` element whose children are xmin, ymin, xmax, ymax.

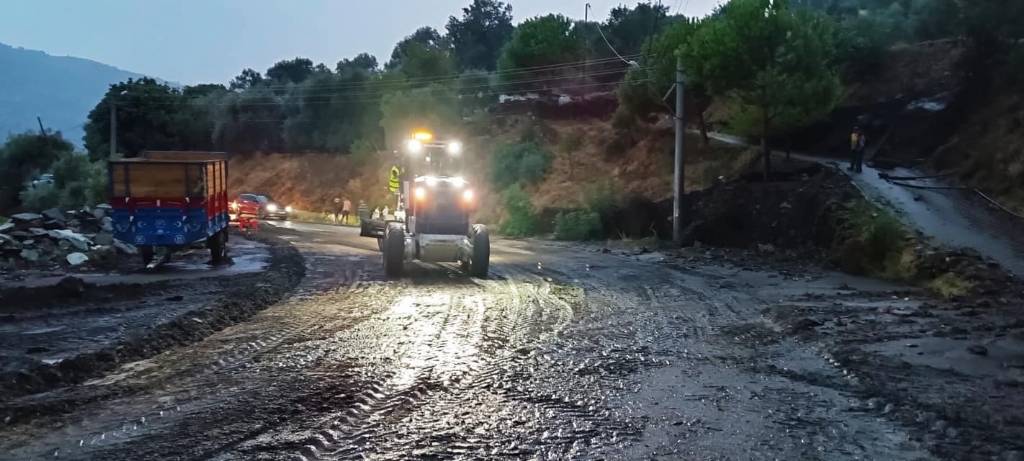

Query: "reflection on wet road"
<box><xmin>0</xmin><ymin>222</ymin><xmax>933</xmax><ymax>460</ymax></box>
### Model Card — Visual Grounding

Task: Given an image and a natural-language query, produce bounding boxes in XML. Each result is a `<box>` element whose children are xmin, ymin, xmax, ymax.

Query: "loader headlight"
<box><xmin>266</xmin><ymin>204</ymin><xmax>278</xmax><ymax>212</ymax></box>
<box><xmin>406</xmin><ymin>139</ymin><xmax>423</xmax><ymax>154</ymax></box>
<box><xmin>447</xmin><ymin>141</ymin><xmax>462</xmax><ymax>155</ymax></box>
<box><xmin>462</xmin><ymin>189</ymin><xmax>475</xmax><ymax>203</ymax></box>
<box><xmin>285</xmin><ymin>205</ymin><xmax>293</xmax><ymax>213</ymax></box>
<box><xmin>414</xmin><ymin>186</ymin><xmax>427</xmax><ymax>201</ymax></box>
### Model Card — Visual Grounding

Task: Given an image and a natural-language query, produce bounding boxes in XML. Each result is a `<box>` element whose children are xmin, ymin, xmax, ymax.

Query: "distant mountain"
<box><xmin>0</xmin><ymin>42</ymin><xmax>157</xmax><ymax>147</ymax></box>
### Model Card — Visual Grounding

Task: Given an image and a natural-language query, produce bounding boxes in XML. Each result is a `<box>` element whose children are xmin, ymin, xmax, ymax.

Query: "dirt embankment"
<box><xmin>0</xmin><ymin>232</ymin><xmax>305</xmax><ymax>403</ymax></box>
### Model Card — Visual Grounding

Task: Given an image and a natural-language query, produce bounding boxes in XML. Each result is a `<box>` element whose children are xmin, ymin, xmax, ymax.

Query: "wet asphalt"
<box><xmin>0</xmin><ymin>222</ymin><xmax>981</xmax><ymax>460</ymax></box>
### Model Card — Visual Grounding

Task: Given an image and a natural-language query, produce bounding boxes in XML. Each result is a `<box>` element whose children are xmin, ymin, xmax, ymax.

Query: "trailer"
<box><xmin>108</xmin><ymin>152</ymin><xmax>230</xmax><ymax>266</ymax></box>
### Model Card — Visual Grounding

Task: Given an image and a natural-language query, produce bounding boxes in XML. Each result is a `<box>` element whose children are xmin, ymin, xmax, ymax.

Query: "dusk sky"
<box><xmin>0</xmin><ymin>0</ymin><xmax>722</xmax><ymax>85</ymax></box>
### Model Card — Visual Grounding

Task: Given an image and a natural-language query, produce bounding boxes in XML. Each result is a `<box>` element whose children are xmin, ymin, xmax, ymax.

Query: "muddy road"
<box><xmin>1</xmin><ymin>222</ymin><xmax>1021</xmax><ymax>460</ymax></box>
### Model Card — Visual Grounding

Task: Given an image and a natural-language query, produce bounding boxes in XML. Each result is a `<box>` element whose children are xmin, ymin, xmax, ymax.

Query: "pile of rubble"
<box><xmin>0</xmin><ymin>206</ymin><xmax>137</xmax><ymax>272</ymax></box>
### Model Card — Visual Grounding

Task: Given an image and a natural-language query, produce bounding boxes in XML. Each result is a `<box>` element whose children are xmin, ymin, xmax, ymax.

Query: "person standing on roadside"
<box><xmin>332</xmin><ymin>197</ymin><xmax>342</xmax><ymax>224</ymax></box>
<box><xmin>849</xmin><ymin>127</ymin><xmax>867</xmax><ymax>173</ymax></box>
<box><xmin>342</xmin><ymin>198</ymin><xmax>353</xmax><ymax>224</ymax></box>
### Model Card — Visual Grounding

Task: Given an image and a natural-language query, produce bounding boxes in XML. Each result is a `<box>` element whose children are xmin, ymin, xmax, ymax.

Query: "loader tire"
<box><xmin>383</xmin><ymin>225</ymin><xmax>404</xmax><ymax>278</ymax></box>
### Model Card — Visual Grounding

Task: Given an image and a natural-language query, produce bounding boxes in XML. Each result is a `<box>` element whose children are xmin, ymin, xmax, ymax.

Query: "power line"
<box><xmin>106</xmin><ymin>54</ymin><xmax>645</xmax><ymax>104</ymax></box>
<box><xmin>229</xmin><ymin>54</ymin><xmax>643</xmax><ymax>92</ymax></box>
<box><xmin>189</xmin><ymin>79</ymin><xmax>650</xmax><ymax>115</ymax></box>
<box><xmin>118</xmin><ymin>67</ymin><xmax>649</xmax><ymax>105</ymax></box>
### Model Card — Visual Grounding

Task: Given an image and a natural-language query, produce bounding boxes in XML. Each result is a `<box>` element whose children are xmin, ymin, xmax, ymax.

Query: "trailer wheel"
<box><xmin>208</xmin><ymin>229</ymin><xmax>228</xmax><ymax>265</ymax></box>
<box><xmin>383</xmin><ymin>225</ymin><xmax>404</xmax><ymax>278</ymax></box>
<box><xmin>469</xmin><ymin>225</ymin><xmax>490</xmax><ymax>278</ymax></box>
<box><xmin>140</xmin><ymin>246</ymin><xmax>155</xmax><ymax>266</ymax></box>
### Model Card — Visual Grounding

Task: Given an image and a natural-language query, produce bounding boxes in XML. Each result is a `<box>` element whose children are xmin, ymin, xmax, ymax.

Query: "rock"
<box><xmin>89</xmin><ymin>246</ymin><xmax>117</xmax><ymax>269</ymax></box>
<box><xmin>779</xmin><ymin>201</ymin><xmax>792</xmax><ymax>210</ymax></box>
<box><xmin>66</xmin><ymin>252</ymin><xmax>89</xmax><ymax>266</ymax></box>
<box><xmin>757</xmin><ymin>243</ymin><xmax>776</xmax><ymax>254</ymax></box>
<box><xmin>56</xmin><ymin>276</ymin><xmax>87</xmax><ymax>296</ymax></box>
<box><xmin>101</xmin><ymin>217</ymin><xmax>113</xmax><ymax>232</ymax></box>
<box><xmin>0</xmin><ymin>234</ymin><xmax>19</xmax><ymax>249</ymax></box>
<box><xmin>48</xmin><ymin>229</ymin><xmax>93</xmax><ymax>251</ymax></box>
<box><xmin>28</xmin><ymin>227</ymin><xmax>48</xmax><ymax>237</ymax></box>
<box><xmin>10</xmin><ymin>213</ymin><xmax>43</xmax><ymax>223</ymax></box>
<box><xmin>0</xmin><ymin>222</ymin><xmax>13</xmax><ymax>233</ymax></box>
<box><xmin>19</xmin><ymin>249</ymin><xmax>39</xmax><ymax>262</ymax></box>
<box><xmin>41</xmin><ymin>208</ymin><xmax>65</xmax><ymax>222</ymax></box>
<box><xmin>42</xmin><ymin>219</ymin><xmax>65</xmax><ymax>230</ymax></box>
<box><xmin>91</xmin><ymin>208</ymin><xmax>107</xmax><ymax>220</ymax></box>
<box><xmin>113</xmin><ymin>240</ymin><xmax>138</xmax><ymax>255</ymax></box>
<box><xmin>94</xmin><ymin>232</ymin><xmax>113</xmax><ymax>246</ymax></box>
<box><xmin>967</xmin><ymin>345</ymin><xmax>989</xmax><ymax>356</ymax></box>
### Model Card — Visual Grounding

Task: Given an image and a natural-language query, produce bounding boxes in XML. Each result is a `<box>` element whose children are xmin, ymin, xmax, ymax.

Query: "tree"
<box><xmin>446</xmin><ymin>0</ymin><xmax>515</xmax><ymax>71</ymax></box>
<box><xmin>378</xmin><ymin>84</ymin><xmax>460</xmax><ymax>149</ymax></box>
<box><xmin>283</xmin><ymin>72</ymin><xmax>381</xmax><ymax>152</ymax></box>
<box><xmin>615</xmin><ymin>17</ymin><xmax>715</xmax><ymax>143</ymax></box>
<box><xmin>266</xmin><ymin>57</ymin><xmax>315</xmax><ymax>84</ymax></box>
<box><xmin>0</xmin><ymin>132</ymin><xmax>73</xmax><ymax>211</ymax></box>
<box><xmin>603</xmin><ymin>3</ymin><xmax>671</xmax><ymax>57</ymax></box>
<box><xmin>229</xmin><ymin>68</ymin><xmax>264</xmax><ymax>90</ymax></box>
<box><xmin>84</xmin><ymin>78</ymin><xmax>185</xmax><ymax>160</ymax></box>
<box><xmin>689</xmin><ymin>0</ymin><xmax>842</xmax><ymax>178</ymax></box>
<box><xmin>212</xmin><ymin>89</ymin><xmax>286</xmax><ymax>153</ymax></box>
<box><xmin>497</xmin><ymin>14</ymin><xmax>584</xmax><ymax>86</ymax></box>
<box><xmin>337</xmin><ymin>53</ymin><xmax>379</xmax><ymax>75</ymax></box>
<box><xmin>386</xmin><ymin>27</ymin><xmax>456</xmax><ymax>82</ymax></box>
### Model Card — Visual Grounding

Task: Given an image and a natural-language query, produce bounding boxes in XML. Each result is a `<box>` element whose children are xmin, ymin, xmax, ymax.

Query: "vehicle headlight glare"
<box><xmin>425</xmin><ymin>176</ymin><xmax>438</xmax><ymax>187</ymax></box>
<box><xmin>414</xmin><ymin>186</ymin><xmax>427</xmax><ymax>201</ymax></box>
<box><xmin>406</xmin><ymin>139</ymin><xmax>423</xmax><ymax>154</ymax></box>
<box><xmin>285</xmin><ymin>205</ymin><xmax>293</xmax><ymax>213</ymax></box>
<box><xmin>266</xmin><ymin>204</ymin><xmax>278</xmax><ymax>212</ymax></box>
<box><xmin>462</xmin><ymin>189</ymin><xmax>474</xmax><ymax>202</ymax></box>
<box><xmin>452</xmin><ymin>176</ymin><xmax>466</xmax><ymax>188</ymax></box>
<box><xmin>447</xmin><ymin>141</ymin><xmax>462</xmax><ymax>155</ymax></box>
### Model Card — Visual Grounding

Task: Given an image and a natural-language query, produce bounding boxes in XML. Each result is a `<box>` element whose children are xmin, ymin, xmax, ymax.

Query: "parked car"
<box><xmin>31</xmin><ymin>173</ymin><xmax>55</xmax><ymax>188</ymax></box>
<box><xmin>230</xmin><ymin>194</ymin><xmax>261</xmax><ymax>232</ymax></box>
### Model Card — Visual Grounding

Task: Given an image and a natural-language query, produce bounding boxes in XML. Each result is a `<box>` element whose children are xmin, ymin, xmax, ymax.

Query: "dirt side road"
<box><xmin>0</xmin><ymin>222</ymin><xmax>1020</xmax><ymax>460</ymax></box>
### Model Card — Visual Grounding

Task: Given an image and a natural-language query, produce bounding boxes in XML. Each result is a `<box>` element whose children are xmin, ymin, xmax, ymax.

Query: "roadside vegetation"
<box><xmin>0</xmin><ymin>132</ymin><xmax>107</xmax><ymax>213</ymax></box>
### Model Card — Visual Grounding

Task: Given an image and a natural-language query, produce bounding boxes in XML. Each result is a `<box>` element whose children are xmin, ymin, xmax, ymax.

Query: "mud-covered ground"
<box><xmin>1</xmin><ymin>222</ymin><xmax>1022</xmax><ymax>460</ymax></box>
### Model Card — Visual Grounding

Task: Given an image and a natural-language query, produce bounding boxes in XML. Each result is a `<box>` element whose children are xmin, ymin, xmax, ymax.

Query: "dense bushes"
<box><xmin>499</xmin><ymin>184</ymin><xmax>538</xmax><ymax>237</ymax></box>
<box><xmin>0</xmin><ymin>132</ymin><xmax>74</xmax><ymax>211</ymax></box>
<box><xmin>553</xmin><ymin>210</ymin><xmax>602</xmax><ymax>240</ymax></box>
<box><xmin>490</xmin><ymin>141</ymin><xmax>553</xmax><ymax>188</ymax></box>
<box><xmin>833</xmin><ymin>201</ymin><xmax>910</xmax><ymax>276</ymax></box>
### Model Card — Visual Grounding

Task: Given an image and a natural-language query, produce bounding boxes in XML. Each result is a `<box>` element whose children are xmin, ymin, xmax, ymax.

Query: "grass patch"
<box><xmin>927</xmin><ymin>272</ymin><xmax>975</xmax><ymax>299</ymax></box>
<box><xmin>833</xmin><ymin>201</ymin><xmax>910</xmax><ymax>277</ymax></box>
<box><xmin>554</xmin><ymin>210</ymin><xmax>602</xmax><ymax>241</ymax></box>
<box><xmin>287</xmin><ymin>209</ymin><xmax>361</xmax><ymax>226</ymax></box>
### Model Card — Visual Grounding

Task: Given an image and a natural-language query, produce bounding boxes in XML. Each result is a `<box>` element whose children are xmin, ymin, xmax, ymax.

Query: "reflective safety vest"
<box><xmin>388</xmin><ymin>166</ymin><xmax>401</xmax><ymax>193</ymax></box>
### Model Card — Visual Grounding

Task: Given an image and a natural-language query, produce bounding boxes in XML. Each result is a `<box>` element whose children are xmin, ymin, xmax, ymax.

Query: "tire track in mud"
<box><xmin>281</xmin><ymin>265</ymin><xmax>634</xmax><ymax>460</ymax></box>
<box><xmin>5</xmin><ymin>260</ymin><xmax>374</xmax><ymax>461</ymax></box>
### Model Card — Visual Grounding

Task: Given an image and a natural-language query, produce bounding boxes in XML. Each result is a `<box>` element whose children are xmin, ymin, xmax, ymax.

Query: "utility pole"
<box><xmin>36</xmin><ymin>117</ymin><xmax>47</xmax><ymax>137</ymax></box>
<box><xmin>672</xmin><ymin>55</ymin><xmax>686</xmax><ymax>245</ymax></box>
<box><xmin>584</xmin><ymin>3</ymin><xmax>591</xmax><ymax>80</ymax></box>
<box><xmin>109</xmin><ymin>101</ymin><xmax>117</xmax><ymax>158</ymax></box>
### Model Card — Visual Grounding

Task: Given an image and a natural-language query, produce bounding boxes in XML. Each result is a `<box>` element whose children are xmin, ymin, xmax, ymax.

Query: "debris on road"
<box><xmin>0</xmin><ymin>205</ymin><xmax>135</xmax><ymax>273</ymax></box>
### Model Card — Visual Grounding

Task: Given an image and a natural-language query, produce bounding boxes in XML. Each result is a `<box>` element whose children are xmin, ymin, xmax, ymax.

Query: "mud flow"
<box><xmin>0</xmin><ymin>222</ymin><xmax>1021</xmax><ymax>460</ymax></box>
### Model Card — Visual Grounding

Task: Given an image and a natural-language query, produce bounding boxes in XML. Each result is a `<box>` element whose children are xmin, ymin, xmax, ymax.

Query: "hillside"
<box><xmin>0</xmin><ymin>42</ymin><xmax>149</xmax><ymax>145</ymax></box>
